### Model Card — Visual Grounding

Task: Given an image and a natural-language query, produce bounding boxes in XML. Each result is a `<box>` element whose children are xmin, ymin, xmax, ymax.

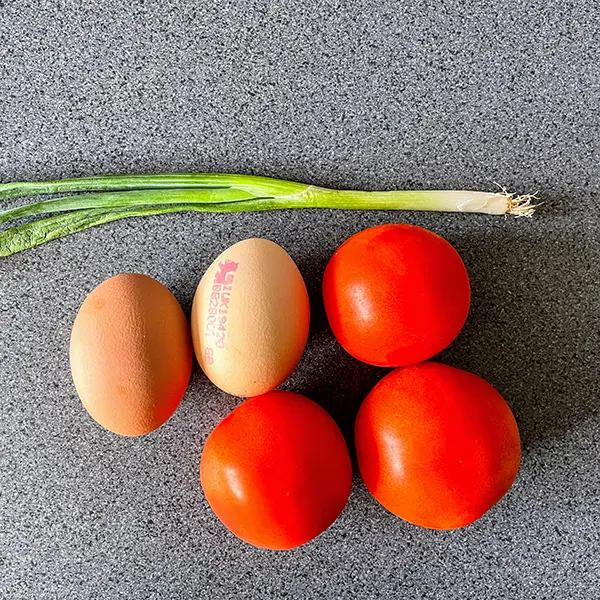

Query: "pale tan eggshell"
<box><xmin>191</xmin><ymin>238</ymin><xmax>310</xmax><ymax>397</ymax></box>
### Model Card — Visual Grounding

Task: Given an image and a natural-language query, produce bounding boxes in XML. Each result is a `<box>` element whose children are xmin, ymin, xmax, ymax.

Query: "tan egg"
<box><xmin>70</xmin><ymin>274</ymin><xmax>192</xmax><ymax>436</ymax></box>
<box><xmin>191</xmin><ymin>239</ymin><xmax>310</xmax><ymax>397</ymax></box>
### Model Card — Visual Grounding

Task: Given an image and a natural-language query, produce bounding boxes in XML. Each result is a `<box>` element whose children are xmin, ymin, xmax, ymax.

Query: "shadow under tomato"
<box><xmin>438</xmin><ymin>227</ymin><xmax>598</xmax><ymax>451</ymax></box>
<box><xmin>281</xmin><ymin>250</ymin><xmax>390</xmax><ymax>461</ymax></box>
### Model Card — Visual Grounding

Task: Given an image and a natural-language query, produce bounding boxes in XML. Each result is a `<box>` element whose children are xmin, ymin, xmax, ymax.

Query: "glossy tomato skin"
<box><xmin>355</xmin><ymin>362</ymin><xmax>521</xmax><ymax>530</ymax></box>
<box><xmin>201</xmin><ymin>391</ymin><xmax>352</xmax><ymax>550</ymax></box>
<box><xmin>322</xmin><ymin>224</ymin><xmax>470</xmax><ymax>367</ymax></box>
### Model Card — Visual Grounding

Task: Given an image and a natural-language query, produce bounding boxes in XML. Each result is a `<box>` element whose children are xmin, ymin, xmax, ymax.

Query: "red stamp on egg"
<box><xmin>204</xmin><ymin>260</ymin><xmax>239</xmax><ymax>355</ymax></box>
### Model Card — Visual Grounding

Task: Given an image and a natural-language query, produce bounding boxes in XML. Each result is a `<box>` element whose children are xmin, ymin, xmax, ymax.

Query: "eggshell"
<box><xmin>70</xmin><ymin>274</ymin><xmax>192</xmax><ymax>436</ymax></box>
<box><xmin>191</xmin><ymin>238</ymin><xmax>310</xmax><ymax>397</ymax></box>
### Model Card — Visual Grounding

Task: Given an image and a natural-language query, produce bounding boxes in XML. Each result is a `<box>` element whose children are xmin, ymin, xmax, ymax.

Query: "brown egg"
<box><xmin>70</xmin><ymin>274</ymin><xmax>192</xmax><ymax>436</ymax></box>
<box><xmin>191</xmin><ymin>238</ymin><xmax>310</xmax><ymax>397</ymax></box>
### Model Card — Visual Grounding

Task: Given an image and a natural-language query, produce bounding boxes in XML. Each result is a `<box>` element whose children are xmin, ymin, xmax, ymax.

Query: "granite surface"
<box><xmin>1</xmin><ymin>1</ymin><xmax>599</xmax><ymax>598</ymax></box>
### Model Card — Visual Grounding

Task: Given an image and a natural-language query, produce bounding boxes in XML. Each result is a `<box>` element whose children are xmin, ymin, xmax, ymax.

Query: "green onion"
<box><xmin>0</xmin><ymin>173</ymin><xmax>537</xmax><ymax>258</ymax></box>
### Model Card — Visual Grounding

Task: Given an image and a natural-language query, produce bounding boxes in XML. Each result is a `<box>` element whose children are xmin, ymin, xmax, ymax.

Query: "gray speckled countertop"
<box><xmin>1</xmin><ymin>1</ymin><xmax>599</xmax><ymax>598</ymax></box>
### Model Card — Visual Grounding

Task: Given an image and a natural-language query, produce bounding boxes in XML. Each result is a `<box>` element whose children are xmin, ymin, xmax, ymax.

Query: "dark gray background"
<box><xmin>1</xmin><ymin>1</ymin><xmax>599</xmax><ymax>598</ymax></box>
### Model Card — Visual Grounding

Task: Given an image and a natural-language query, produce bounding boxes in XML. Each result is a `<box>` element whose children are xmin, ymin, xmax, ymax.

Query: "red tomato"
<box><xmin>355</xmin><ymin>362</ymin><xmax>521</xmax><ymax>529</ymax></box>
<box><xmin>322</xmin><ymin>224</ymin><xmax>470</xmax><ymax>367</ymax></box>
<box><xmin>200</xmin><ymin>391</ymin><xmax>352</xmax><ymax>550</ymax></box>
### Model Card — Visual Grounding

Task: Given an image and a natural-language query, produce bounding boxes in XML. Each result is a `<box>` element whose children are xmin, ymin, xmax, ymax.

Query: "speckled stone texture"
<box><xmin>0</xmin><ymin>1</ymin><xmax>599</xmax><ymax>598</ymax></box>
